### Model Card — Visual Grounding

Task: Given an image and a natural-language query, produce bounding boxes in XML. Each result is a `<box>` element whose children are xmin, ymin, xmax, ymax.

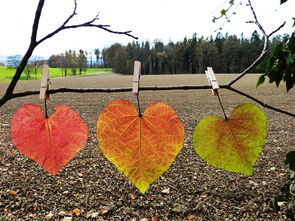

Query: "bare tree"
<box><xmin>0</xmin><ymin>0</ymin><xmax>137</xmax><ymax>107</ymax></box>
<box><xmin>6</xmin><ymin>55</ymin><xmax>23</xmax><ymax>69</ymax></box>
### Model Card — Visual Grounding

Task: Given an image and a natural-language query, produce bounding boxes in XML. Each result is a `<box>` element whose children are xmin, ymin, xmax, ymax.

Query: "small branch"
<box><xmin>227</xmin><ymin>0</ymin><xmax>286</xmax><ymax>87</ymax></box>
<box><xmin>226</xmin><ymin>86</ymin><xmax>295</xmax><ymax>117</ymax></box>
<box><xmin>268</xmin><ymin>21</ymin><xmax>286</xmax><ymax>37</ymax></box>
<box><xmin>228</xmin><ymin>0</ymin><xmax>267</xmax><ymax>86</ymax></box>
<box><xmin>63</xmin><ymin>0</ymin><xmax>78</xmax><ymax>25</ymax></box>
<box><xmin>213</xmin><ymin>0</ymin><xmax>235</xmax><ymax>21</ymax></box>
<box><xmin>31</xmin><ymin>0</ymin><xmax>45</xmax><ymax>43</ymax></box>
<box><xmin>228</xmin><ymin>50</ymin><xmax>268</xmax><ymax>86</ymax></box>
<box><xmin>37</xmin><ymin>1</ymin><xmax>138</xmax><ymax>45</ymax></box>
<box><xmin>247</xmin><ymin>0</ymin><xmax>267</xmax><ymax>37</ymax></box>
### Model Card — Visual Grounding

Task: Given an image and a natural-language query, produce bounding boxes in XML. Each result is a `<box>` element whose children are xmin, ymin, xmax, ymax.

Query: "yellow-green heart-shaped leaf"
<box><xmin>193</xmin><ymin>103</ymin><xmax>267</xmax><ymax>175</ymax></box>
<box><xmin>96</xmin><ymin>99</ymin><xmax>185</xmax><ymax>193</ymax></box>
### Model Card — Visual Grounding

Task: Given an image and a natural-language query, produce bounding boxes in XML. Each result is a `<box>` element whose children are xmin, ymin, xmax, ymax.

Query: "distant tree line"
<box><xmin>48</xmin><ymin>49</ymin><xmax>103</xmax><ymax>76</ymax></box>
<box><xmin>48</xmin><ymin>50</ymin><xmax>85</xmax><ymax>76</ymax></box>
<box><xmin>5</xmin><ymin>49</ymin><xmax>102</xmax><ymax>79</ymax></box>
<box><xmin>102</xmin><ymin>31</ymin><xmax>290</xmax><ymax>74</ymax></box>
<box><xmin>5</xmin><ymin>31</ymin><xmax>289</xmax><ymax>79</ymax></box>
<box><xmin>6</xmin><ymin>55</ymin><xmax>46</xmax><ymax>79</ymax></box>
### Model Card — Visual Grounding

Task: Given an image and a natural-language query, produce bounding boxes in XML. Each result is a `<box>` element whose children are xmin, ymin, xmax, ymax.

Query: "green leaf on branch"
<box><xmin>220</xmin><ymin>9</ymin><xmax>227</xmax><ymax>15</ymax></box>
<box><xmin>256</xmin><ymin>75</ymin><xmax>265</xmax><ymax>88</ymax></box>
<box><xmin>256</xmin><ymin>61</ymin><xmax>268</xmax><ymax>71</ymax></box>
<box><xmin>285</xmin><ymin>151</ymin><xmax>295</xmax><ymax>171</ymax></box>
<box><xmin>257</xmin><ymin>32</ymin><xmax>295</xmax><ymax>92</ymax></box>
<box><xmin>281</xmin><ymin>0</ymin><xmax>288</xmax><ymax>4</ymax></box>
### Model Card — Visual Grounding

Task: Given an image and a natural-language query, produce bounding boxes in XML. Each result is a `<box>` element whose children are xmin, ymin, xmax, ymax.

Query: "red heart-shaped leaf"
<box><xmin>10</xmin><ymin>104</ymin><xmax>88</xmax><ymax>175</ymax></box>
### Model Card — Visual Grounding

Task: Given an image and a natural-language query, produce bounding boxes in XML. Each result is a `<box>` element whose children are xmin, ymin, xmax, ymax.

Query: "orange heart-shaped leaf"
<box><xmin>97</xmin><ymin>99</ymin><xmax>185</xmax><ymax>193</ymax></box>
<box><xmin>11</xmin><ymin>104</ymin><xmax>88</xmax><ymax>175</ymax></box>
<box><xmin>193</xmin><ymin>103</ymin><xmax>267</xmax><ymax>175</ymax></box>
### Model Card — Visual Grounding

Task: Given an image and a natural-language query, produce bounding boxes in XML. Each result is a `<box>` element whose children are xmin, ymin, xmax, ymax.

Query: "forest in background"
<box><xmin>102</xmin><ymin>31</ymin><xmax>290</xmax><ymax>74</ymax></box>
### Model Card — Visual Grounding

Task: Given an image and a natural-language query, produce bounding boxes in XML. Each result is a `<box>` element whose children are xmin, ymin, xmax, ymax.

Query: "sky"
<box><xmin>0</xmin><ymin>0</ymin><xmax>294</xmax><ymax>57</ymax></box>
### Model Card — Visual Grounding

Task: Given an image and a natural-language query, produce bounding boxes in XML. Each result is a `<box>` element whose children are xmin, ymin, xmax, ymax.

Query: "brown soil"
<box><xmin>0</xmin><ymin>73</ymin><xmax>294</xmax><ymax>220</ymax></box>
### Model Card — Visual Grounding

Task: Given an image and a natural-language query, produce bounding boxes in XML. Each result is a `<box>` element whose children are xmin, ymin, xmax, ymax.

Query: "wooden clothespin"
<box><xmin>132</xmin><ymin>61</ymin><xmax>141</xmax><ymax>95</ymax></box>
<box><xmin>205</xmin><ymin>67</ymin><xmax>219</xmax><ymax>96</ymax></box>
<box><xmin>39</xmin><ymin>64</ymin><xmax>51</xmax><ymax>100</ymax></box>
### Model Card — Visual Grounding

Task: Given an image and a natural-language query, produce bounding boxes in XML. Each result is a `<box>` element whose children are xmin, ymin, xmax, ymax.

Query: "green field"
<box><xmin>0</xmin><ymin>66</ymin><xmax>112</xmax><ymax>82</ymax></box>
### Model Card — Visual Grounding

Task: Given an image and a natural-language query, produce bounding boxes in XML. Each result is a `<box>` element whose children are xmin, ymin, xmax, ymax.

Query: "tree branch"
<box><xmin>227</xmin><ymin>0</ymin><xmax>285</xmax><ymax>86</ymax></box>
<box><xmin>0</xmin><ymin>0</ymin><xmax>137</xmax><ymax>108</ymax></box>
<box><xmin>37</xmin><ymin>0</ymin><xmax>138</xmax><ymax>46</ymax></box>
<box><xmin>212</xmin><ymin>0</ymin><xmax>235</xmax><ymax>22</ymax></box>
<box><xmin>5</xmin><ymin>84</ymin><xmax>295</xmax><ymax>118</ymax></box>
<box><xmin>0</xmin><ymin>0</ymin><xmax>46</xmax><ymax>108</ymax></box>
<box><xmin>226</xmin><ymin>86</ymin><xmax>295</xmax><ymax>117</ymax></box>
<box><xmin>268</xmin><ymin>21</ymin><xmax>286</xmax><ymax>38</ymax></box>
<box><xmin>31</xmin><ymin>0</ymin><xmax>45</xmax><ymax>43</ymax></box>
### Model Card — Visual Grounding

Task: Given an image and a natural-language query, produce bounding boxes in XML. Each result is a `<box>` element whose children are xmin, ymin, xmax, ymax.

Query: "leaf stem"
<box><xmin>44</xmin><ymin>98</ymin><xmax>49</xmax><ymax>118</ymax></box>
<box><xmin>136</xmin><ymin>94</ymin><xmax>142</xmax><ymax>117</ymax></box>
<box><xmin>216</xmin><ymin>91</ymin><xmax>228</xmax><ymax>120</ymax></box>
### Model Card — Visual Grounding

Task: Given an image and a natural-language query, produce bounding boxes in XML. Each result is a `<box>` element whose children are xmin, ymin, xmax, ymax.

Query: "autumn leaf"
<box><xmin>7</xmin><ymin>189</ymin><xmax>19</xmax><ymax>195</ymax></box>
<box><xmin>10</xmin><ymin>104</ymin><xmax>88</xmax><ymax>175</ymax></box>
<box><xmin>96</xmin><ymin>99</ymin><xmax>184</xmax><ymax>193</ymax></box>
<box><xmin>193</xmin><ymin>103</ymin><xmax>267</xmax><ymax>175</ymax></box>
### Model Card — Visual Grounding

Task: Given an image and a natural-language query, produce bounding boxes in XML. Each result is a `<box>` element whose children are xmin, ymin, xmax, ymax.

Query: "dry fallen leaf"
<box><xmin>44</xmin><ymin>212</ymin><xmax>54</xmax><ymax>220</ymax></box>
<box><xmin>152</xmin><ymin>216</ymin><xmax>159</xmax><ymax>221</ymax></box>
<box><xmin>99</xmin><ymin>206</ymin><xmax>110</xmax><ymax>215</ymax></box>
<box><xmin>58</xmin><ymin>211</ymin><xmax>67</xmax><ymax>216</ymax></box>
<box><xmin>188</xmin><ymin>215</ymin><xmax>200</xmax><ymax>220</ymax></box>
<box><xmin>161</xmin><ymin>188</ymin><xmax>170</xmax><ymax>194</ymax></box>
<box><xmin>7</xmin><ymin>189</ymin><xmax>19</xmax><ymax>195</ymax></box>
<box><xmin>61</xmin><ymin>217</ymin><xmax>72</xmax><ymax>221</ymax></box>
<box><xmin>130</xmin><ymin>194</ymin><xmax>137</xmax><ymax>199</ymax></box>
<box><xmin>72</xmin><ymin>208</ymin><xmax>81</xmax><ymax>216</ymax></box>
<box><xmin>91</xmin><ymin>212</ymin><xmax>99</xmax><ymax>218</ymax></box>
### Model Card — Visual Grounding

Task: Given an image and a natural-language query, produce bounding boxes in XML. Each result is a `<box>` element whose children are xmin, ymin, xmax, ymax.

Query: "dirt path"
<box><xmin>0</xmin><ymin>74</ymin><xmax>294</xmax><ymax>220</ymax></box>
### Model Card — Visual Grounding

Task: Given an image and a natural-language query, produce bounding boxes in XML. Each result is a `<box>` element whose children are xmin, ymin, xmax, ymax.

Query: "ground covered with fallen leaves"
<box><xmin>0</xmin><ymin>73</ymin><xmax>294</xmax><ymax>220</ymax></box>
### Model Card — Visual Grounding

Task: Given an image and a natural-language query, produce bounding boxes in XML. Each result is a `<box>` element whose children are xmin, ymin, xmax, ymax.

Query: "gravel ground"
<box><xmin>0</xmin><ymin>73</ymin><xmax>294</xmax><ymax>220</ymax></box>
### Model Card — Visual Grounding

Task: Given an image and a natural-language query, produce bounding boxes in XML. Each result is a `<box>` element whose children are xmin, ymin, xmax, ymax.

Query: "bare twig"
<box><xmin>227</xmin><ymin>0</ymin><xmax>285</xmax><ymax>86</ymax></box>
<box><xmin>213</xmin><ymin>0</ymin><xmax>235</xmax><ymax>21</ymax></box>
<box><xmin>37</xmin><ymin>0</ymin><xmax>137</xmax><ymax>46</ymax></box>
<box><xmin>0</xmin><ymin>0</ymin><xmax>137</xmax><ymax>108</ymax></box>
<box><xmin>268</xmin><ymin>21</ymin><xmax>286</xmax><ymax>38</ymax></box>
<box><xmin>226</xmin><ymin>86</ymin><xmax>295</xmax><ymax>117</ymax></box>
